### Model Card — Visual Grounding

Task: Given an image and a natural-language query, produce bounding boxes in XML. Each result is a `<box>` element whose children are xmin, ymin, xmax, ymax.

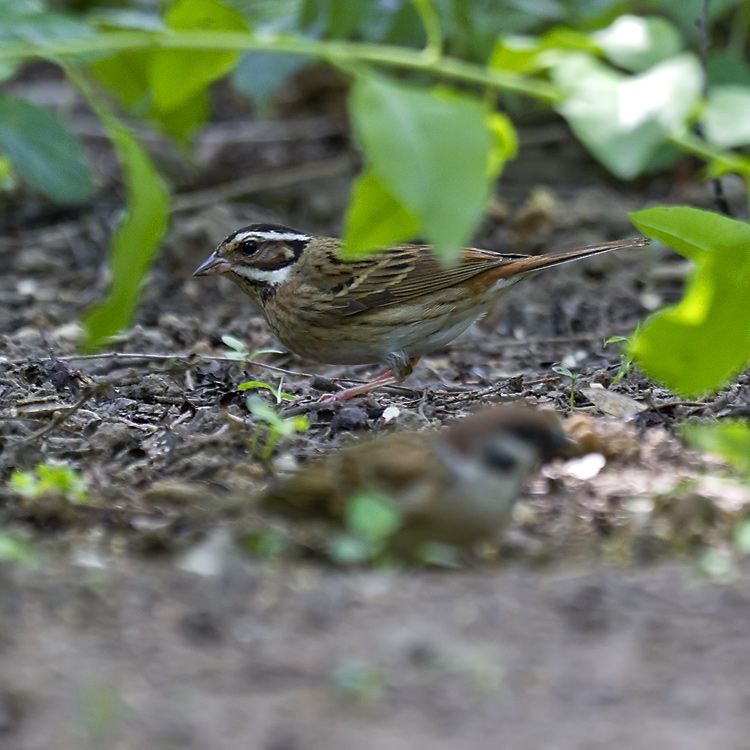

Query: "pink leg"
<box><xmin>317</xmin><ymin>360</ymin><xmax>419</xmax><ymax>403</ymax></box>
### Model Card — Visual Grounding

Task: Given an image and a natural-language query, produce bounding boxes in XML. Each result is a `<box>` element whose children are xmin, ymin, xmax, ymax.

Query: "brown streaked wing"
<box><xmin>305</xmin><ymin>245</ymin><xmax>524</xmax><ymax>317</ymax></box>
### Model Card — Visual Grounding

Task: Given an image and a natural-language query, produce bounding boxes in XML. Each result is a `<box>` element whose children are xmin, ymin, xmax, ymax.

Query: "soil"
<box><xmin>2</xmin><ymin>73</ymin><xmax>750</xmax><ymax>749</ymax></box>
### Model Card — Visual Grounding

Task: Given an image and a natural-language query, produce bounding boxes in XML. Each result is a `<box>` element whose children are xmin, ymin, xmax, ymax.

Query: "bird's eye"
<box><xmin>239</xmin><ymin>239</ymin><xmax>258</xmax><ymax>255</ymax></box>
<box><xmin>483</xmin><ymin>443</ymin><xmax>520</xmax><ymax>472</ymax></box>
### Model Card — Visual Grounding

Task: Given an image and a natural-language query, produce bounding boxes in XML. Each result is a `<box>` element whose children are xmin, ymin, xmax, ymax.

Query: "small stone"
<box><xmin>330</xmin><ymin>405</ymin><xmax>369</xmax><ymax>433</ymax></box>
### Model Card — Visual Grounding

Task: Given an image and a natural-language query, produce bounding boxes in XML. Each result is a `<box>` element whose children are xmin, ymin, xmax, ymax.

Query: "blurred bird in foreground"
<box><xmin>260</xmin><ymin>406</ymin><xmax>572</xmax><ymax>558</ymax></box>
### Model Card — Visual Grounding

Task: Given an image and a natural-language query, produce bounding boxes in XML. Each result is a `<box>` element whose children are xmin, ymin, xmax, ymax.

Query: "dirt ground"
<box><xmin>2</xmin><ymin>74</ymin><xmax>750</xmax><ymax>748</ymax></box>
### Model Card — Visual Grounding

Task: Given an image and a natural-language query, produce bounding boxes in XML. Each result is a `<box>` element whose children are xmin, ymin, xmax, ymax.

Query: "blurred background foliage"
<box><xmin>2</xmin><ymin>0</ymin><xmax>750</xmax><ymax>402</ymax></box>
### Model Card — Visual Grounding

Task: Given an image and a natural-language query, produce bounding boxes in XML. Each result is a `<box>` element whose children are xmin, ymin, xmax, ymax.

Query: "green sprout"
<box><xmin>552</xmin><ymin>364</ymin><xmax>579</xmax><ymax>412</ymax></box>
<box><xmin>221</xmin><ymin>334</ymin><xmax>283</xmax><ymax>362</ymax></box>
<box><xmin>239</xmin><ymin>377</ymin><xmax>294</xmax><ymax>404</ymax></box>
<box><xmin>9</xmin><ymin>462</ymin><xmax>88</xmax><ymax>503</ymax></box>
<box><xmin>328</xmin><ymin>491</ymin><xmax>403</xmax><ymax>565</ymax></box>
<box><xmin>0</xmin><ymin>531</ymin><xmax>37</xmax><ymax>567</ymax></box>
<box><xmin>604</xmin><ymin>323</ymin><xmax>641</xmax><ymax>384</ymax></box>
<box><xmin>330</xmin><ymin>660</ymin><xmax>385</xmax><ymax>703</ymax></box>
<box><xmin>246</xmin><ymin>396</ymin><xmax>309</xmax><ymax>460</ymax></box>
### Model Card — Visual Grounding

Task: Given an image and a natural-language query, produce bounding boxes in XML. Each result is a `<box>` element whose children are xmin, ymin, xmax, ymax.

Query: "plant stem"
<box><xmin>0</xmin><ymin>30</ymin><xmax>562</xmax><ymax>102</ymax></box>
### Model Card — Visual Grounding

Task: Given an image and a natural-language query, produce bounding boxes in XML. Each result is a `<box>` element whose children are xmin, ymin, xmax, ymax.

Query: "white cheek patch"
<box><xmin>233</xmin><ymin>265</ymin><xmax>292</xmax><ymax>285</ymax></box>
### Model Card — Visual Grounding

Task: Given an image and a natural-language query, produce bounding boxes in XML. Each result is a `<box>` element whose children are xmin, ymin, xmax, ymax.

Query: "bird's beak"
<box><xmin>193</xmin><ymin>252</ymin><xmax>232</xmax><ymax>277</ymax></box>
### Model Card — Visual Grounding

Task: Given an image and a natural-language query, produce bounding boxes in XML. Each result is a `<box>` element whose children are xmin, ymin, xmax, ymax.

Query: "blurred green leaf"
<box><xmin>327</xmin><ymin>533</ymin><xmax>382</xmax><ymax>564</ymax></box>
<box><xmin>232</xmin><ymin>51</ymin><xmax>310</xmax><ymax>112</ymax></box>
<box><xmin>328</xmin><ymin>0</ymin><xmax>371</xmax><ymax>38</ymax></box>
<box><xmin>341</xmin><ymin>169</ymin><xmax>420</xmax><ymax>257</ymax></box>
<box><xmin>83</xmin><ymin>114</ymin><xmax>170</xmax><ymax>349</ymax></box>
<box><xmin>629</xmin><ymin>206</ymin><xmax>750</xmax><ymax>396</ymax></box>
<box><xmin>594</xmin><ymin>15</ymin><xmax>682</xmax><ymax>73</ymax></box>
<box><xmin>553</xmin><ymin>52</ymin><xmax>702</xmax><ymax>179</ymax></box>
<box><xmin>344</xmin><ymin>491</ymin><xmax>402</xmax><ymax>542</ymax></box>
<box><xmin>10</xmin><ymin>462</ymin><xmax>87</xmax><ymax>502</ymax></box>
<box><xmin>0</xmin><ymin>531</ymin><xmax>37</xmax><ymax>567</ymax></box>
<box><xmin>89</xmin><ymin>50</ymin><xmax>152</xmax><ymax>112</ymax></box>
<box><xmin>706</xmin><ymin>52</ymin><xmax>750</xmax><ymax>87</ymax></box>
<box><xmin>0</xmin><ymin>95</ymin><xmax>92</xmax><ymax>203</ymax></box>
<box><xmin>697</xmin><ymin>546</ymin><xmax>734</xmax><ymax>582</ymax></box>
<box><xmin>703</xmin><ymin>85</ymin><xmax>750</xmax><ymax>148</ymax></box>
<box><xmin>733</xmin><ymin>517</ymin><xmax>750</xmax><ymax>555</ymax></box>
<box><xmin>150</xmin><ymin>0</ymin><xmax>249</xmax><ymax>115</ymax></box>
<box><xmin>683</xmin><ymin>419</ymin><xmax>750</xmax><ymax>475</ymax></box>
<box><xmin>349</xmin><ymin>74</ymin><xmax>495</xmax><ymax>260</ymax></box>
<box><xmin>0</xmin><ymin>8</ymin><xmax>95</xmax><ymax>46</ymax></box>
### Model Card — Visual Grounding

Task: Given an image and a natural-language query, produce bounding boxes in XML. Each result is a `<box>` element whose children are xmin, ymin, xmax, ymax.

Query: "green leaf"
<box><xmin>344</xmin><ymin>491</ymin><xmax>402</xmax><ymax>541</ymax></box>
<box><xmin>348</xmin><ymin>75</ymin><xmax>496</xmax><ymax>260</ymax></box>
<box><xmin>683</xmin><ymin>419</ymin><xmax>750</xmax><ymax>475</ymax></box>
<box><xmin>9</xmin><ymin>463</ymin><xmax>87</xmax><ymax>502</ymax></box>
<box><xmin>703</xmin><ymin>85</ymin><xmax>750</xmax><ymax>148</ymax></box>
<box><xmin>150</xmin><ymin>0</ymin><xmax>249</xmax><ymax>115</ymax></box>
<box><xmin>733</xmin><ymin>517</ymin><xmax>750</xmax><ymax>555</ymax></box>
<box><xmin>594</xmin><ymin>15</ymin><xmax>683</xmax><ymax>73</ymax></box>
<box><xmin>629</xmin><ymin>206</ymin><xmax>750</xmax><ymax>396</ymax></box>
<box><xmin>0</xmin><ymin>9</ymin><xmax>95</xmax><ymax>46</ymax></box>
<box><xmin>327</xmin><ymin>533</ymin><xmax>381</xmax><ymax>565</ymax></box>
<box><xmin>0</xmin><ymin>531</ymin><xmax>37</xmax><ymax>567</ymax></box>
<box><xmin>0</xmin><ymin>95</ymin><xmax>92</xmax><ymax>203</ymax></box>
<box><xmin>231</xmin><ymin>51</ymin><xmax>310</xmax><ymax>113</ymax></box>
<box><xmin>221</xmin><ymin>333</ymin><xmax>248</xmax><ymax>353</ymax></box>
<box><xmin>246</xmin><ymin>396</ymin><xmax>282</xmax><ymax>425</ymax></box>
<box><xmin>341</xmin><ymin>170</ymin><xmax>420</xmax><ymax>258</ymax></box>
<box><xmin>9</xmin><ymin>469</ymin><xmax>38</xmax><ymax>496</ymax></box>
<box><xmin>83</xmin><ymin>116</ymin><xmax>170</xmax><ymax>350</ymax></box>
<box><xmin>90</xmin><ymin>51</ymin><xmax>152</xmax><ymax>112</ymax></box>
<box><xmin>552</xmin><ymin>52</ymin><xmax>702</xmax><ymax>179</ymax></box>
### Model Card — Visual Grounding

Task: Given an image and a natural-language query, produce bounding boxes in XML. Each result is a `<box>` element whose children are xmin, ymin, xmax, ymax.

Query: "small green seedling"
<box><xmin>330</xmin><ymin>660</ymin><xmax>384</xmax><ymax>703</ymax></box>
<box><xmin>9</xmin><ymin>462</ymin><xmax>87</xmax><ymax>502</ymax></box>
<box><xmin>604</xmin><ymin>323</ymin><xmax>641</xmax><ymax>384</ymax></box>
<box><xmin>328</xmin><ymin>491</ymin><xmax>403</xmax><ymax>565</ymax></box>
<box><xmin>221</xmin><ymin>334</ymin><xmax>283</xmax><ymax>362</ymax></box>
<box><xmin>552</xmin><ymin>364</ymin><xmax>579</xmax><ymax>412</ymax></box>
<box><xmin>239</xmin><ymin>377</ymin><xmax>294</xmax><ymax>404</ymax></box>
<box><xmin>0</xmin><ymin>531</ymin><xmax>37</xmax><ymax>567</ymax></box>
<box><xmin>246</xmin><ymin>396</ymin><xmax>309</xmax><ymax>459</ymax></box>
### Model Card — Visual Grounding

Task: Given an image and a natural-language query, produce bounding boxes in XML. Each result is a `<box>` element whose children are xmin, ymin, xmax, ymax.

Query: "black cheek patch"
<box><xmin>252</xmin><ymin>240</ymin><xmax>307</xmax><ymax>271</ymax></box>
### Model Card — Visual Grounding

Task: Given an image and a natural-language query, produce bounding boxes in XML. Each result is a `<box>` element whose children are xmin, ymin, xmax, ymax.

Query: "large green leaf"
<box><xmin>0</xmin><ymin>95</ymin><xmax>92</xmax><ymax>203</ymax></box>
<box><xmin>629</xmin><ymin>206</ymin><xmax>750</xmax><ymax>396</ymax></box>
<box><xmin>231</xmin><ymin>51</ymin><xmax>310</xmax><ymax>113</ymax></box>
<box><xmin>83</xmin><ymin>120</ymin><xmax>170</xmax><ymax>350</ymax></box>
<box><xmin>341</xmin><ymin>169</ymin><xmax>419</xmax><ymax>257</ymax></box>
<box><xmin>552</xmin><ymin>52</ymin><xmax>702</xmax><ymax>179</ymax></box>
<box><xmin>150</xmin><ymin>0</ymin><xmax>248</xmax><ymax>114</ymax></box>
<box><xmin>703</xmin><ymin>85</ymin><xmax>750</xmax><ymax>148</ymax></box>
<box><xmin>593</xmin><ymin>15</ymin><xmax>682</xmax><ymax>73</ymax></box>
<box><xmin>348</xmin><ymin>75</ymin><xmax>497</xmax><ymax>260</ymax></box>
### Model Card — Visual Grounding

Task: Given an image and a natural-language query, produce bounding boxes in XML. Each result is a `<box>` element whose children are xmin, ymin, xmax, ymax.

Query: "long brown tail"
<box><xmin>496</xmin><ymin>237</ymin><xmax>650</xmax><ymax>278</ymax></box>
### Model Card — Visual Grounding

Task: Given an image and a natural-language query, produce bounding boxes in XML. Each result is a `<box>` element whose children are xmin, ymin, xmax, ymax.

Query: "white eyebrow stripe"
<box><xmin>233</xmin><ymin>231</ymin><xmax>312</xmax><ymax>243</ymax></box>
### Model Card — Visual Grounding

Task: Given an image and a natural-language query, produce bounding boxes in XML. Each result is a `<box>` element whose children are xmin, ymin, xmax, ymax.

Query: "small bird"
<box><xmin>259</xmin><ymin>406</ymin><xmax>572</xmax><ymax>556</ymax></box>
<box><xmin>194</xmin><ymin>224</ymin><xmax>648</xmax><ymax>401</ymax></box>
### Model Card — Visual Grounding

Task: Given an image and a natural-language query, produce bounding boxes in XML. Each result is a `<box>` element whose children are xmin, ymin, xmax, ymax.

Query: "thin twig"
<box><xmin>5</xmin><ymin>351</ymin><xmax>312</xmax><ymax>379</ymax></box>
<box><xmin>14</xmin><ymin>390</ymin><xmax>95</xmax><ymax>444</ymax></box>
